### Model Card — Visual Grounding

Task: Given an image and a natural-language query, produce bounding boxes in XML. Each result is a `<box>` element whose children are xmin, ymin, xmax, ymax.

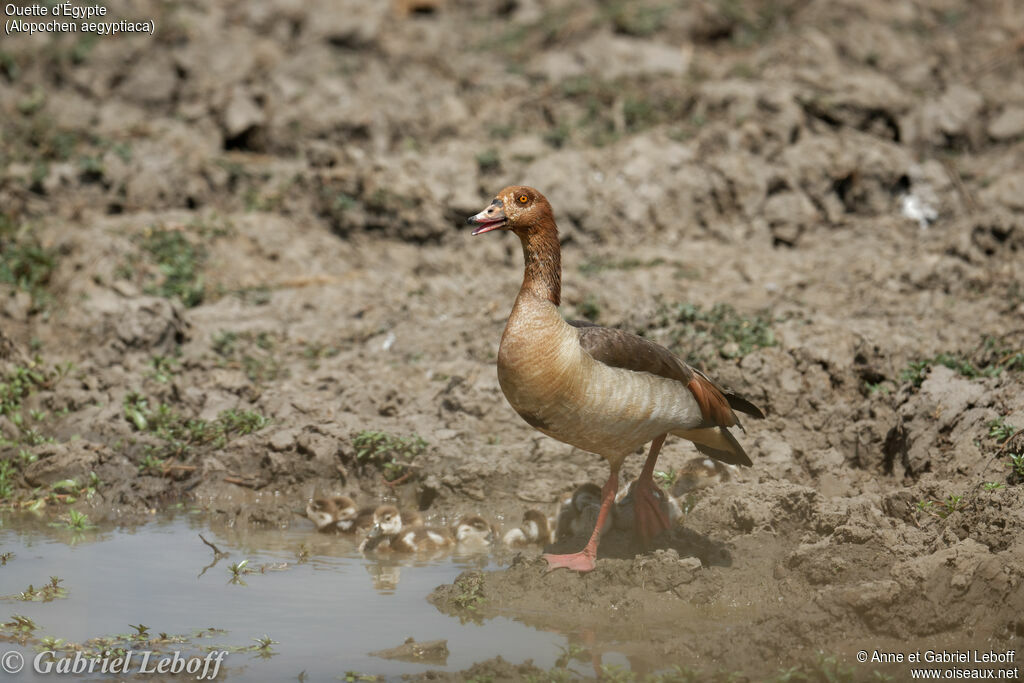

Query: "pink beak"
<box><xmin>467</xmin><ymin>199</ymin><xmax>507</xmax><ymax>235</ymax></box>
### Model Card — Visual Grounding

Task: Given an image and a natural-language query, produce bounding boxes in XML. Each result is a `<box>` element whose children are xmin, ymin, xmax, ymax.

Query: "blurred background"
<box><xmin>2</xmin><ymin>0</ymin><xmax>1022</xmax><ymax>246</ymax></box>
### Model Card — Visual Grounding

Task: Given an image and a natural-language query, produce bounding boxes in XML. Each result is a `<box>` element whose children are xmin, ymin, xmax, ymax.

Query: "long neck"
<box><xmin>515</xmin><ymin>220</ymin><xmax>561</xmax><ymax>306</ymax></box>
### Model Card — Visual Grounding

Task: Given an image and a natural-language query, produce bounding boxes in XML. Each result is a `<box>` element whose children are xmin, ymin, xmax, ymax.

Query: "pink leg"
<box><xmin>633</xmin><ymin>434</ymin><xmax>671</xmax><ymax>547</ymax></box>
<box><xmin>543</xmin><ymin>465</ymin><xmax>620</xmax><ymax>573</ymax></box>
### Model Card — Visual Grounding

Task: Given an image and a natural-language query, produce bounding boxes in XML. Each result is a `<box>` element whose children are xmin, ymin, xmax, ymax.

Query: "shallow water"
<box><xmin>0</xmin><ymin>512</ymin><xmax>601</xmax><ymax>681</ymax></box>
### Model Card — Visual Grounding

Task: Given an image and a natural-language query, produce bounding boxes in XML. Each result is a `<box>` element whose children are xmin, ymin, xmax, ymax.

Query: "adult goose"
<box><xmin>467</xmin><ymin>185</ymin><xmax>765</xmax><ymax>572</ymax></box>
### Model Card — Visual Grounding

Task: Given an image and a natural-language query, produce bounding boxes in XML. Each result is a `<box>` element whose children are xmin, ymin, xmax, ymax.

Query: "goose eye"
<box><xmin>518</xmin><ymin>194</ymin><xmax>528</xmax><ymax>204</ymax></box>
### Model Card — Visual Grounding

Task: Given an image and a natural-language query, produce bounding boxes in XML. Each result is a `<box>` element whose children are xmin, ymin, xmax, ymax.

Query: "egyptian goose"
<box><xmin>453</xmin><ymin>514</ymin><xmax>498</xmax><ymax>546</ymax></box>
<box><xmin>554</xmin><ymin>483</ymin><xmax>609</xmax><ymax>542</ymax></box>
<box><xmin>468</xmin><ymin>186</ymin><xmax>765</xmax><ymax>572</ymax></box>
<box><xmin>359</xmin><ymin>505</ymin><xmax>453</xmax><ymax>553</ymax></box>
<box><xmin>306</xmin><ymin>495</ymin><xmax>422</xmax><ymax>534</ymax></box>
<box><xmin>502</xmin><ymin>509</ymin><xmax>553</xmax><ymax>548</ymax></box>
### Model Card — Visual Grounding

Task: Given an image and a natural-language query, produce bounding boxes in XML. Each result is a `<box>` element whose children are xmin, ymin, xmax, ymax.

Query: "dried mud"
<box><xmin>1</xmin><ymin>0</ymin><xmax>1023</xmax><ymax>679</ymax></box>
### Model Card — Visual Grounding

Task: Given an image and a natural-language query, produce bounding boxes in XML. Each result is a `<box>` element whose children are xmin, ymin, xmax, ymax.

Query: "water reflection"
<box><xmin>0</xmin><ymin>511</ymin><xmax>564</xmax><ymax>680</ymax></box>
<box><xmin>0</xmin><ymin>509</ymin><xmax>707</xmax><ymax>679</ymax></box>
<box><xmin>365</xmin><ymin>561</ymin><xmax>402</xmax><ymax>593</ymax></box>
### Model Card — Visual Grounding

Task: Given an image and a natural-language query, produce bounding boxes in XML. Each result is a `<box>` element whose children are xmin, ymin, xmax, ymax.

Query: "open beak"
<box><xmin>467</xmin><ymin>199</ymin><xmax>507</xmax><ymax>235</ymax></box>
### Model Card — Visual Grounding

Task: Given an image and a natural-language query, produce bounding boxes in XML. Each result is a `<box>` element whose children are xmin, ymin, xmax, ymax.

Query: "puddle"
<box><xmin>0</xmin><ymin>512</ymin><xmax>574</xmax><ymax>680</ymax></box>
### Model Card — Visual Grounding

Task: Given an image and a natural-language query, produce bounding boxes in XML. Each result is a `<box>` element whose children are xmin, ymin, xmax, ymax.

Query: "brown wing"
<box><xmin>569</xmin><ymin>320</ymin><xmax>764</xmax><ymax>429</ymax></box>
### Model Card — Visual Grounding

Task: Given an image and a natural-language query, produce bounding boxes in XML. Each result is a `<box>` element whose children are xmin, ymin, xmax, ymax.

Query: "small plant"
<box><xmin>148</xmin><ymin>355</ymin><xmax>178</xmax><ymax>383</ymax></box>
<box><xmin>210</xmin><ymin>330</ymin><xmax>283</xmax><ymax>383</ymax></box>
<box><xmin>49</xmin><ymin>475</ymin><xmax>99</xmax><ymax>503</ymax></box>
<box><xmin>940</xmin><ymin>495</ymin><xmax>963</xmax><ymax>518</ymax></box>
<box><xmin>138</xmin><ymin>454</ymin><xmax>166</xmax><ymax>475</ymax></box>
<box><xmin>657</xmin><ymin>301</ymin><xmax>776</xmax><ymax>366</ymax></box>
<box><xmin>988</xmin><ymin>417</ymin><xmax>1017</xmax><ymax>443</ymax></box>
<box><xmin>228</xmin><ymin>560</ymin><xmax>254</xmax><ymax>585</ymax></box>
<box><xmin>211</xmin><ymin>330</ymin><xmax>238</xmax><ymax>356</ymax></box>
<box><xmin>60</xmin><ymin>510</ymin><xmax>95</xmax><ymax>531</ymax></box>
<box><xmin>916</xmin><ymin>494</ymin><xmax>969</xmax><ymax>519</ymax></box>
<box><xmin>654</xmin><ymin>469</ymin><xmax>678</xmax><ymax>488</ymax></box>
<box><xmin>905</xmin><ymin>358</ymin><xmax>950</xmax><ymax>385</ymax></box>
<box><xmin>45</xmin><ymin>510</ymin><xmax>96</xmax><ymax>531</ymax></box>
<box><xmin>865</xmin><ymin>381</ymin><xmax>891</xmax><ymax>396</ymax></box>
<box><xmin>37</xmin><ymin>636</ymin><xmax>65</xmax><ymax>652</ymax></box>
<box><xmin>1009</xmin><ymin>454</ymin><xmax>1024</xmax><ymax>478</ymax></box>
<box><xmin>983</xmin><ymin>482</ymin><xmax>1004</xmax><ymax>492</ymax></box>
<box><xmin>18</xmin><ymin>427</ymin><xmax>53</xmax><ymax>446</ymax></box>
<box><xmin>129</xmin><ymin>623</ymin><xmax>150</xmax><ymax>639</ymax></box>
<box><xmin>598</xmin><ymin>664</ymin><xmax>636</xmax><ymax>683</ymax></box>
<box><xmin>341</xmin><ymin>672</ymin><xmax>378</xmax><ymax>682</ymax></box>
<box><xmin>139</xmin><ymin>227</ymin><xmax>206</xmax><ymax>307</ymax></box>
<box><xmin>217</xmin><ymin>409</ymin><xmax>270</xmax><ymax>435</ymax></box>
<box><xmin>0</xmin><ymin>230</ymin><xmax>59</xmax><ymax>312</ymax></box>
<box><xmin>353</xmin><ymin>430</ymin><xmax>427</xmax><ymax>482</ymax></box>
<box><xmin>554</xmin><ymin>643</ymin><xmax>588</xmax><ymax>669</ymax></box>
<box><xmin>252</xmin><ymin>634</ymin><xmax>278</xmax><ymax>650</ymax></box>
<box><xmin>902</xmin><ymin>338</ymin><xmax>1024</xmax><ymax>388</ymax></box>
<box><xmin>17</xmin><ymin>449</ymin><xmax>37</xmax><ymax>466</ymax></box>
<box><xmin>452</xmin><ymin>571</ymin><xmax>485</xmax><ymax>610</ymax></box>
<box><xmin>4</xmin><ymin>614</ymin><xmax>38</xmax><ymax>634</ymax></box>
<box><xmin>1</xmin><ymin>357</ymin><xmax>71</xmax><ymax>420</ymax></box>
<box><xmin>124</xmin><ymin>392</ymin><xmax>270</xmax><ymax>462</ymax></box>
<box><xmin>15</xmin><ymin>576</ymin><xmax>66</xmax><ymax>602</ymax></box>
<box><xmin>0</xmin><ymin>460</ymin><xmax>14</xmax><ymax>500</ymax></box>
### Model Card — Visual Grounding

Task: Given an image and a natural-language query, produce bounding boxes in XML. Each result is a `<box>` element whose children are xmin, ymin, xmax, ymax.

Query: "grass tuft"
<box><xmin>657</xmin><ymin>301</ymin><xmax>775</xmax><ymax>366</ymax></box>
<box><xmin>451</xmin><ymin>571</ymin><xmax>485</xmax><ymax>611</ymax></box>
<box><xmin>139</xmin><ymin>228</ymin><xmax>206</xmax><ymax>307</ymax></box>
<box><xmin>902</xmin><ymin>337</ymin><xmax>1024</xmax><ymax>387</ymax></box>
<box><xmin>353</xmin><ymin>430</ymin><xmax>427</xmax><ymax>482</ymax></box>
<box><xmin>123</xmin><ymin>392</ymin><xmax>270</xmax><ymax>463</ymax></box>
<box><xmin>0</xmin><ymin>228</ymin><xmax>58</xmax><ymax>313</ymax></box>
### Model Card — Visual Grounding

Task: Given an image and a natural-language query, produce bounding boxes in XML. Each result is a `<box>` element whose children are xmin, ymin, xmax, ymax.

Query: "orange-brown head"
<box><xmin>467</xmin><ymin>185</ymin><xmax>555</xmax><ymax>237</ymax></box>
<box><xmin>468</xmin><ymin>186</ymin><xmax>561</xmax><ymax>304</ymax></box>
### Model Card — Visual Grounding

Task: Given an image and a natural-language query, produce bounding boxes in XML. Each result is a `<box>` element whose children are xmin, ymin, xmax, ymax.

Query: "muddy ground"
<box><xmin>2</xmin><ymin>0</ymin><xmax>1023</xmax><ymax>679</ymax></box>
